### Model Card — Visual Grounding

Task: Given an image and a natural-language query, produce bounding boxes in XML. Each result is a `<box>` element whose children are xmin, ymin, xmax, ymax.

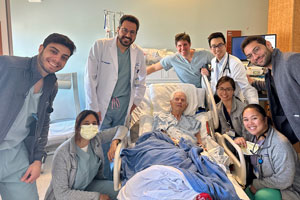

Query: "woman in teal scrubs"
<box><xmin>45</xmin><ymin>110</ymin><xmax>127</xmax><ymax>200</ymax></box>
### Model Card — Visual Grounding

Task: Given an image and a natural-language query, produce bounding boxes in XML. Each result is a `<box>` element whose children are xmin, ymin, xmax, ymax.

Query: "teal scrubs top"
<box><xmin>0</xmin><ymin>86</ymin><xmax>42</xmax><ymax>150</ymax></box>
<box><xmin>111</xmin><ymin>47</ymin><xmax>131</xmax><ymax>98</ymax></box>
<box><xmin>160</xmin><ymin>49</ymin><xmax>213</xmax><ymax>88</ymax></box>
<box><xmin>102</xmin><ymin>47</ymin><xmax>131</xmax><ymax>129</ymax></box>
<box><xmin>72</xmin><ymin>144</ymin><xmax>101</xmax><ymax>190</ymax></box>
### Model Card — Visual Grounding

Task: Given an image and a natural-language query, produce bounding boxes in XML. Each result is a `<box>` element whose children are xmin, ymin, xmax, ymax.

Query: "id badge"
<box><xmin>134</xmin><ymin>77</ymin><xmax>139</xmax><ymax>86</ymax></box>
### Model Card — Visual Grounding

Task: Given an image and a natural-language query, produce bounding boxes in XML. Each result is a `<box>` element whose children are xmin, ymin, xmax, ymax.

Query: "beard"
<box><xmin>38</xmin><ymin>51</ymin><xmax>52</xmax><ymax>74</ymax></box>
<box><xmin>38</xmin><ymin>50</ymin><xmax>58</xmax><ymax>75</ymax></box>
<box><xmin>255</xmin><ymin>49</ymin><xmax>272</xmax><ymax>67</ymax></box>
<box><xmin>118</xmin><ymin>35</ymin><xmax>133</xmax><ymax>47</ymax></box>
<box><xmin>261</xmin><ymin>49</ymin><xmax>272</xmax><ymax>67</ymax></box>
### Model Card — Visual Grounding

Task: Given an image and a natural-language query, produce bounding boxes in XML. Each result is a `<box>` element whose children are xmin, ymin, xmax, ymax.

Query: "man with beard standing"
<box><xmin>0</xmin><ymin>33</ymin><xmax>76</xmax><ymax>199</ymax></box>
<box><xmin>241</xmin><ymin>36</ymin><xmax>300</xmax><ymax>144</ymax></box>
<box><xmin>84</xmin><ymin>15</ymin><xmax>146</xmax><ymax>179</ymax></box>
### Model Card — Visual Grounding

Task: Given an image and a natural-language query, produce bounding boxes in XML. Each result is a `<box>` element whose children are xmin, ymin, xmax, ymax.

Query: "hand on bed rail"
<box><xmin>108</xmin><ymin>139</ymin><xmax>120</xmax><ymax>162</ymax></box>
<box><xmin>201</xmin><ymin>67</ymin><xmax>210</xmax><ymax>76</ymax></box>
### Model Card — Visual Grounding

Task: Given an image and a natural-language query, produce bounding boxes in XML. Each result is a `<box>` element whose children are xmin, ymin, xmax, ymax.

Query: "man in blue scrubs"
<box><xmin>0</xmin><ymin>33</ymin><xmax>76</xmax><ymax>200</ymax></box>
<box><xmin>147</xmin><ymin>32</ymin><xmax>214</xmax><ymax>88</ymax></box>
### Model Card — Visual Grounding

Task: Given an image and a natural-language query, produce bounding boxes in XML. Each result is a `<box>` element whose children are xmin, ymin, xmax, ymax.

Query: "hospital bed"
<box><xmin>45</xmin><ymin>72</ymin><xmax>80</xmax><ymax>153</ymax></box>
<box><xmin>113</xmin><ymin>76</ymin><xmax>249</xmax><ymax>199</ymax></box>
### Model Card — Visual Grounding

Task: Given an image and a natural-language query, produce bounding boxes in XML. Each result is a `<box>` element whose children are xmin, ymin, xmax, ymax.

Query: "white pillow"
<box><xmin>149</xmin><ymin>83</ymin><xmax>200</xmax><ymax>116</ymax></box>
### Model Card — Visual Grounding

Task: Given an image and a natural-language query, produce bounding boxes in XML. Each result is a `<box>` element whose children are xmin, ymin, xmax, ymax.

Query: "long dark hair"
<box><xmin>74</xmin><ymin>110</ymin><xmax>99</xmax><ymax>139</ymax></box>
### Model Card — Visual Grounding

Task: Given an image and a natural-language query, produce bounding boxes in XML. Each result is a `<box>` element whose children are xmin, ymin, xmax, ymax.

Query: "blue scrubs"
<box><xmin>160</xmin><ymin>49</ymin><xmax>213</xmax><ymax>88</ymax></box>
<box><xmin>0</xmin><ymin>86</ymin><xmax>42</xmax><ymax>200</ymax></box>
<box><xmin>73</xmin><ymin>145</ymin><xmax>118</xmax><ymax>199</ymax></box>
<box><xmin>101</xmin><ymin>47</ymin><xmax>131</xmax><ymax>180</ymax></box>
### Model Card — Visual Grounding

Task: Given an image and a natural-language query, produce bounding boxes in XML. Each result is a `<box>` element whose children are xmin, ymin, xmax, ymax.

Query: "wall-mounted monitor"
<box><xmin>231</xmin><ymin>34</ymin><xmax>277</xmax><ymax>61</ymax></box>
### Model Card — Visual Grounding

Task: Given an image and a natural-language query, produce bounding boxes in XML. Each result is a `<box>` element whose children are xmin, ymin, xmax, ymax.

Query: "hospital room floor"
<box><xmin>36</xmin><ymin>155</ymin><xmax>53</xmax><ymax>199</ymax></box>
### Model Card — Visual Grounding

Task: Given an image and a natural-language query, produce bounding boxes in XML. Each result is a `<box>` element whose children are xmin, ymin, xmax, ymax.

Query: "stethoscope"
<box><xmin>250</xmin><ymin>133</ymin><xmax>267</xmax><ymax>165</ymax></box>
<box><xmin>222</xmin><ymin>53</ymin><xmax>231</xmax><ymax>74</ymax></box>
<box><xmin>249</xmin><ymin>133</ymin><xmax>267</xmax><ymax>178</ymax></box>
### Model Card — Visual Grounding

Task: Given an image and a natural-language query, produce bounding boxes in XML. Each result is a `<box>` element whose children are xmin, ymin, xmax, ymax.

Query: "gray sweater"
<box><xmin>251</xmin><ymin>127</ymin><xmax>300</xmax><ymax>200</ymax></box>
<box><xmin>271</xmin><ymin>49</ymin><xmax>300</xmax><ymax>141</ymax></box>
<box><xmin>217</xmin><ymin>97</ymin><xmax>247</xmax><ymax>138</ymax></box>
<box><xmin>45</xmin><ymin>126</ymin><xmax>128</xmax><ymax>200</ymax></box>
<box><xmin>0</xmin><ymin>55</ymin><xmax>57</xmax><ymax>163</ymax></box>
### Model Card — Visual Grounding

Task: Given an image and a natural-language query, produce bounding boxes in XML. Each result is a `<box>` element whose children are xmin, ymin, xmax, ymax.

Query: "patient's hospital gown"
<box><xmin>152</xmin><ymin>113</ymin><xmax>201</xmax><ymax>144</ymax></box>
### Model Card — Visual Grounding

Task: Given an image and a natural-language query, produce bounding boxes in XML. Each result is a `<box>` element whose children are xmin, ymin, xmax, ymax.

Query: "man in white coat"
<box><xmin>201</xmin><ymin>32</ymin><xmax>258</xmax><ymax>104</ymax></box>
<box><xmin>84</xmin><ymin>15</ymin><xmax>146</xmax><ymax>129</ymax></box>
<box><xmin>84</xmin><ymin>15</ymin><xmax>146</xmax><ymax>179</ymax></box>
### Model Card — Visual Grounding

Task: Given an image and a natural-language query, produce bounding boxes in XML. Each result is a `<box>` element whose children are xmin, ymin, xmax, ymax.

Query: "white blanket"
<box><xmin>117</xmin><ymin>165</ymin><xmax>198</xmax><ymax>200</ymax></box>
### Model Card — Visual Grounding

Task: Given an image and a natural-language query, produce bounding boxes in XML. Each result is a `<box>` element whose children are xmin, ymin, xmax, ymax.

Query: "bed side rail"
<box><xmin>113</xmin><ymin>136</ymin><xmax>127</xmax><ymax>191</ymax></box>
<box><xmin>215</xmin><ymin>132</ymin><xmax>246</xmax><ymax>187</ymax></box>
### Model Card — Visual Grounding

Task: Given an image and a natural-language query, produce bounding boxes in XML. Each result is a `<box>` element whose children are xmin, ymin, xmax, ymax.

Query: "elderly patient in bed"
<box><xmin>152</xmin><ymin>90</ymin><xmax>204</xmax><ymax>147</ymax></box>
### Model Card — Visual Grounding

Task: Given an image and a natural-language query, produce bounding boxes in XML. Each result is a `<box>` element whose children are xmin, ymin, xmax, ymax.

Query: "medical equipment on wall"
<box><xmin>104</xmin><ymin>10</ymin><xmax>124</xmax><ymax>38</ymax></box>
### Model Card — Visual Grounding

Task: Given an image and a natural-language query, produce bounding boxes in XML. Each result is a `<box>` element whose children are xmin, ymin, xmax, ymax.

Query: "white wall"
<box><xmin>10</xmin><ymin>0</ymin><xmax>269</xmax><ymax>109</ymax></box>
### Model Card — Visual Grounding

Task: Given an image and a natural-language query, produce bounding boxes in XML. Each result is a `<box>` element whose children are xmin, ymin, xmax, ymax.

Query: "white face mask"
<box><xmin>80</xmin><ymin>124</ymin><xmax>99</xmax><ymax>140</ymax></box>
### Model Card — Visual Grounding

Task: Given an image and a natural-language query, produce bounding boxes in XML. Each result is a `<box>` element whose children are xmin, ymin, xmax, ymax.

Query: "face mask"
<box><xmin>80</xmin><ymin>124</ymin><xmax>99</xmax><ymax>140</ymax></box>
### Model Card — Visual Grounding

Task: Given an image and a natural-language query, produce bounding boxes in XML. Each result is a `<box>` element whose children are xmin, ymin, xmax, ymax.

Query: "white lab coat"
<box><xmin>84</xmin><ymin>37</ymin><xmax>146</xmax><ymax>127</ymax></box>
<box><xmin>210</xmin><ymin>52</ymin><xmax>258</xmax><ymax>104</ymax></box>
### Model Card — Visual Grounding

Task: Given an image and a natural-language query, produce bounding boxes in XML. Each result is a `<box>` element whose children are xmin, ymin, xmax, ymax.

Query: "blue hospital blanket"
<box><xmin>120</xmin><ymin>131</ymin><xmax>240</xmax><ymax>200</ymax></box>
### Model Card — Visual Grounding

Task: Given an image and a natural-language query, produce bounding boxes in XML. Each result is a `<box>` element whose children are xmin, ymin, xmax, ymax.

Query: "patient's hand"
<box><xmin>234</xmin><ymin>137</ymin><xmax>247</xmax><ymax>148</ymax></box>
<box><xmin>195</xmin><ymin>132</ymin><xmax>206</xmax><ymax>150</ymax></box>
<box><xmin>107</xmin><ymin>140</ymin><xmax>119</xmax><ymax>162</ymax></box>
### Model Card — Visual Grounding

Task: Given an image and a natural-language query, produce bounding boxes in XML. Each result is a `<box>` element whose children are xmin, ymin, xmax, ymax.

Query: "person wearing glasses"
<box><xmin>201</xmin><ymin>32</ymin><xmax>258</xmax><ymax>104</ymax></box>
<box><xmin>215</xmin><ymin>76</ymin><xmax>248</xmax><ymax>140</ymax></box>
<box><xmin>147</xmin><ymin>32</ymin><xmax>214</xmax><ymax>88</ymax></box>
<box><xmin>84</xmin><ymin>15</ymin><xmax>146</xmax><ymax>179</ymax></box>
<box><xmin>235</xmin><ymin>104</ymin><xmax>300</xmax><ymax>200</ymax></box>
<box><xmin>241</xmin><ymin>36</ymin><xmax>299</xmax><ymax>144</ymax></box>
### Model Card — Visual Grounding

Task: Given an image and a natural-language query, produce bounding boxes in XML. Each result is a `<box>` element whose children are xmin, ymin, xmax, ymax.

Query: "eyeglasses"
<box><xmin>217</xmin><ymin>87</ymin><xmax>233</xmax><ymax>92</ymax></box>
<box><xmin>246</xmin><ymin>46</ymin><xmax>261</xmax><ymax>60</ymax></box>
<box><xmin>210</xmin><ymin>43</ymin><xmax>225</xmax><ymax>49</ymax></box>
<box><xmin>120</xmin><ymin>27</ymin><xmax>136</xmax><ymax>36</ymax></box>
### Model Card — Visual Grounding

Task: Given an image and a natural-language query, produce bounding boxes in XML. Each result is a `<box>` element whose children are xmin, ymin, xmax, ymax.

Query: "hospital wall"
<box><xmin>10</xmin><ymin>0</ymin><xmax>269</xmax><ymax>111</ymax></box>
